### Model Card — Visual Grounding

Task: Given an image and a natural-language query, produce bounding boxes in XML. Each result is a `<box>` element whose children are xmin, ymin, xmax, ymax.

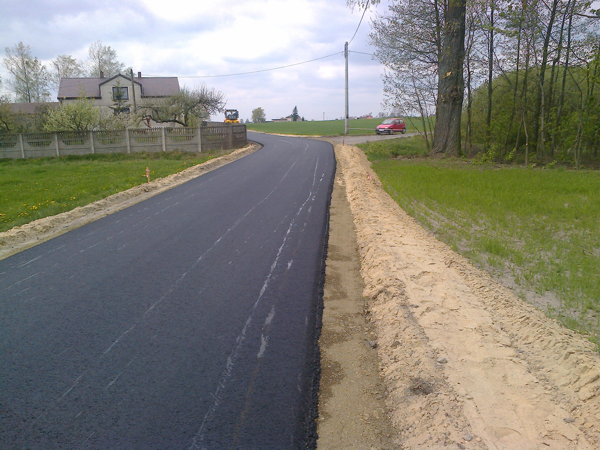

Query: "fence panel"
<box><xmin>0</xmin><ymin>135</ymin><xmax>21</xmax><ymax>159</ymax></box>
<box><xmin>23</xmin><ymin>133</ymin><xmax>56</xmax><ymax>159</ymax></box>
<box><xmin>165</xmin><ymin>127</ymin><xmax>199</xmax><ymax>153</ymax></box>
<box><xmin>232</xmin><ymin>124</ymin><xmax>247</xmax><ymax>148</ymax></box>
<box><xmin>94</xmin><ymin>130</ymin><xmax>126</xmax><ymax>154</ymax></box>
<box><xmin>129</xmin><ymin>128</ymin><xmax>164</xmax><ymax>153</ymax></box>
<box><xmin>0</xmin><ymin>123</ymin><xmax>247</xmax><ymax>160</ymax></box>
<box><xmin>58</xmin><ymin>131</ymin><xmax>91</xmax><ymax>157</ymax></box>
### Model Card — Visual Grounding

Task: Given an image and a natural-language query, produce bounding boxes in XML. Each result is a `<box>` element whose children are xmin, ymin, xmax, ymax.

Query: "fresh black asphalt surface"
<box><xmin>0</xmin><ymin>132</ymin><xmax>335</xmax><ymax>449</ymax></box>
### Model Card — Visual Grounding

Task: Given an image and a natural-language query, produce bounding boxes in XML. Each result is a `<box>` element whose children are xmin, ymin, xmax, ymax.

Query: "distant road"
<box><xmin>0</xmin><ymin>132</ymin><xmax>334</xmax><ymax>448</ymax></box>
<box><xmin>326</xmin><ymin>132</ymin><xmax>417</xmax><ymax>146</ymax></box>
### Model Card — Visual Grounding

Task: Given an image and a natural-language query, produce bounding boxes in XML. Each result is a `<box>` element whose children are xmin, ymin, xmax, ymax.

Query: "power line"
<box><xmin>349</xmin><ymin>0</ymin><xmax>371</xmax><ymax>44</ymax></box>
<box><xmin>148</xmin><ymin>52</ymin><xmax>343</xmax><ymax>79</ymax></box>
<box><xmin>349</xmin><ymin>50</ymin><xmax>375</xmax><ymax>57</ymax></box>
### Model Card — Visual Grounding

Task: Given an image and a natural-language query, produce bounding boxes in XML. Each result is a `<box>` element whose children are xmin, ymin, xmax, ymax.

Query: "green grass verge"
<box><xmin>358</xmin><ymin>137</ymin><xmax>600</xmax><ymax>345</ymax></box>
<box><xmin>0</xmin><ymin>150</ymin><xmax>226</xmax><ymax>233</ymax></box>
<box><xmin>358</xmin><ymin>136</ymin><xmax>430</xmax><ymax>159</ymax></box>
<box><xmin>246</xmin><ymin>117</ymin><xmax>427</xmax><ymax>136</ymax></box>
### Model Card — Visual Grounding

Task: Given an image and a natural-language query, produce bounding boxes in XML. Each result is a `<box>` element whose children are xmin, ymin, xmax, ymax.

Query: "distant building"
<box><xmin>7</xmin><ymin>102</ymin><xmax>60</xmax><ymax>130</ymax></box>
<box><xmin>57</xmin><ymin>72</ymin><xmax>180</xmax><ymax>126</ymax></box>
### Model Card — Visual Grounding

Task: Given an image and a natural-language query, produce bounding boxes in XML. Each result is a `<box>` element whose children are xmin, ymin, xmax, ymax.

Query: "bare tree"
<box><xmin>139</xmin><ymin>85</ymin><xmax>226</xmax><ymax>127</ymax></box>
<box><xmin>369</xmin><ymin>0</ymin><xmax>443</xmax><ymax>150</ymax></box>
<box><xmin>50</xmin><ymin>54</ymin><xmax>85</xmax><ymax>90</ymax></box>
<box><xmin>87</xmin><ymin>41</ymin><xmax>126</xmax><ymax>77</ymax></box>
<box><xmin>3</xmin><ymin>42</ymin><xmax>51</xmax><ymax>103</ymax></box>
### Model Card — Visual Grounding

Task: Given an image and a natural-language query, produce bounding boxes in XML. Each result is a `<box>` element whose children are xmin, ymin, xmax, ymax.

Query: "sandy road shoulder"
<box><xmin>335</xmin><ymin>143</ymin><xmax>600</xmax><ymax>449</ymax></box>
<box><xmin>0</xmin><ymin>143</ymin><xmax>261</xmax><ymax>261</ymax></box>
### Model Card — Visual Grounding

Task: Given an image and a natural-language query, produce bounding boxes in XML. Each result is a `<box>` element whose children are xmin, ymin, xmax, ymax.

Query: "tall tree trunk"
<box><xmin>548</xmin><ymin>0</ymin><xmax>571</xmax><ymax>157</ymax></box>
<box><xmin>411</xmin><ymin>74</ymin><xmax>431</xmax><ymax>151</ymax></box>
<box><xmin>592</xmin><ymin>41</ymin><xmax>600</xmax><ymax>159</ymax></box>
<box><xmin>532</xmin><ymin>0</ymin><xmax>559</xmax><ymax>158</ymax></box>
<box><xmin>466</xmin><ymin>50</ymin><xmax>473</xmax><ymax>155</ymax></box>
<box><xmin>485</xmin><ymin>0</ymin><xmax>495</xmax><ymax>152</ymax></box>
<box><xmin>518</xmin><ymin>22</ymin><xmax>532</xmax><ymax>159</ymax></box>
<box><xmin>553</xmin><ymin>0</ymin><xmax>576</xmax><ymax>156</ymax></box>
<box><xmin>523</xmin><ymin>110</ymin><xmax>530</xmax><ymax>166</ymax></box>
<box><xmin>432</xmin><ymin>0</ymin><xmax>467</xmax><ymax>156</ymax></box>
<box><xmin>504</xmin><ymin>0</ymin><xmax>525</xmax><ymax>155</ymax></box>
<box><xmin>464</xmin><ymin>7</ymin><xmax>476</xmax><ymax>156</ymax></box>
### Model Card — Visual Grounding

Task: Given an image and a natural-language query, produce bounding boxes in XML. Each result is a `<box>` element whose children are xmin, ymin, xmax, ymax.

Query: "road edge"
<box><xmin>0</xmin><ymin>143</ymin><xmax>262</xmax><ymax>261</ymax></box>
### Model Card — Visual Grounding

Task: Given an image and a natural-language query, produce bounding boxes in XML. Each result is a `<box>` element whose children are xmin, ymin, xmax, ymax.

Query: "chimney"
<box><xmin>100</xmin><ymin>70</ymin><xmax>104</xmax><ymax>78</ymax></box>
<box><xmin>138</xmin><ymin>72</ymin><xmax>142</xmax><ymax>78</ymax></box>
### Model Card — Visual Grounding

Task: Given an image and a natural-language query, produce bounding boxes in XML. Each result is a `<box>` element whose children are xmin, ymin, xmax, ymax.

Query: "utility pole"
<box><xmin>130</xmin><ymin>69</ymin><xmax>137</xmax><ymax>113</ymax></box>
<box><xmin>344</xmin><ymin>41</ymin><xmax>349</xmax><ymax>135</ymax></box>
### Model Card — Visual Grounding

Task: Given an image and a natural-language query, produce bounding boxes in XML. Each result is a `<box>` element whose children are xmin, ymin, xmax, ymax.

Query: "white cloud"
<box><xmin>0</xmin><ymin>0</ymin><xmax>389</xmax><ymax>119</ymax></box>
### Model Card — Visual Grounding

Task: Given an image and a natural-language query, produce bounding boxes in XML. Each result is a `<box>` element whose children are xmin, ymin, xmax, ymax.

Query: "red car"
<box><xmin>376</xmin><ymin>118</ymin><xmax>407</xmax><ymax>135</ymax></box>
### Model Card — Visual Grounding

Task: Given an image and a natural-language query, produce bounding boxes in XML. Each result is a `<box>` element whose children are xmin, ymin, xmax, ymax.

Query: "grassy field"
<box><xmin>246</xmin><ymin>117</ymin><xmax>427</xmax><ymax>135</ymax></box>
<box><xmin>0</xmin><ymin>150</ymin><xmax>226</xmax><ymax>233</ymax></box>
<box><xmin>358</xmin><ymin>137</ymin><xmax>600</xmax><ymax>345</ymax></box>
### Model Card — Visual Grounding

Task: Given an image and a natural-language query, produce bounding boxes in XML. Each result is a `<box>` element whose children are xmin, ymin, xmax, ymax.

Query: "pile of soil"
<box><xmin>334</xmin><ymin>143</ymin><xmax>600</xmax><ymax>449</ymax></box>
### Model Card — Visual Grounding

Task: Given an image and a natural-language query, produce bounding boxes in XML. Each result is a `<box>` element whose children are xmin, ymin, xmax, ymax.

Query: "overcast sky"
<box><xmin>0</xmin><ymin>0</ymin><xmax>390</xmax><ymax>121</ymax></box>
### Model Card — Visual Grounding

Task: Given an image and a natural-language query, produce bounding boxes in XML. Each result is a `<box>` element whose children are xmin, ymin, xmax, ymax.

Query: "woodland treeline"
<box><xmin>369</xmin><ymin>0</ymin><xmax>600</xmax><ymax>167</ymax></box>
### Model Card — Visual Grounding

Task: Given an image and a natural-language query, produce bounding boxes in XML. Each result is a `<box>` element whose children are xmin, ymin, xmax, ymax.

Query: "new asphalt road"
<box><xmin>0</xmin><ymin>132</ymin><xmax>335</xmax><ymax>449</ymax></box>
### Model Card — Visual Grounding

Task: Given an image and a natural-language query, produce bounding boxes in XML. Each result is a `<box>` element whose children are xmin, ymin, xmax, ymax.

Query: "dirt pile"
<box><xmin>335</xmin><ymin>143</ymin><xmax>600</xmax><ymax>449</ymax></box>
<box><xmin>0</xmin><ymin>144</ymin><xmax>260</xmax><ymax>261</ymax></box>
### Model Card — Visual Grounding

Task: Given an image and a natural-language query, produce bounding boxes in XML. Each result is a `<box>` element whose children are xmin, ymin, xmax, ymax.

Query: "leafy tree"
<box><xmin>0</xmin><ymin>102</ymin><xmax>15</xmax><ymax>134</ymax></box>
<box><xmin>139</xmin><ymin>85</ymin><xmax>226</xmax><ymax>127</ymax></box>
<box><xmin>43</xmin><ymin>98</ymin><xmax>102</xmax><ymax>132</ymax></box>
<box><xmin>87</xmin><ymin>41</ymin><xmax>126</xmax><ymax>77</ymax></box>
<box><xmin>3</xmin><ymin>42</ymin><xmax>51</xmax><ymax>103</ymax></box>
<box><xmin>252</xmin><ymin>107</ymin><xmax>266</xmax><ymax>123</ymax></box>
<box><xmin>0</xmin><ymin>77</ymin><xmax>16</xmax><ymax>133</ymax></box>
<box><xmin>50</xmin><ymin>54</ymin><xmax>85</xmax><ymax>90</ymax></box>
<box><xmin>292</xmin><ymin>106</ymin><xmax>299</xmax><ymax>122</ymax></box>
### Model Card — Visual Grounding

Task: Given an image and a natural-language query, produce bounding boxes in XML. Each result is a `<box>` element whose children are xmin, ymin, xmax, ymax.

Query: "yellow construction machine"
<box><xmin>224</xmin><ymin>109</ymin><xmax>240</xmax><ymax>123</ymax></box>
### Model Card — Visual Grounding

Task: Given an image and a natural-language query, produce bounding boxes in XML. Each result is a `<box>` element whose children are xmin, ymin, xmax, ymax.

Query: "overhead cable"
<box><xmin>150</xmin><ymin>52</ymin><xmax>343</xmax><ymax>79</ymax></box>
<box><xmin>349</xmin><ymin>0</ymin><xmax>371</xmax><ymax>44</ymax></box>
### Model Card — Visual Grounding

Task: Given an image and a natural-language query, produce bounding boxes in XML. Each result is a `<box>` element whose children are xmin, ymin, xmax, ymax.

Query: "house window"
<box><xmin>112</xmin><ymin>86</ymin><xmax>129</xmax><ymax>101</ymax></box>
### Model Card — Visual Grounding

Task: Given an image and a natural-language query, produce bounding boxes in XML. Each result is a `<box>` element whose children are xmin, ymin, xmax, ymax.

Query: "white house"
<box><xmin>57</xmin><ymin>72</ymin><xmax>180</xmax><ymax>126</ymax></box>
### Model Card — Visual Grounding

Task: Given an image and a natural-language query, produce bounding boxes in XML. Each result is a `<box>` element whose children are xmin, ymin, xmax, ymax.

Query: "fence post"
<box><xmin>198</xmin><ymin>126</ymin><xmax>202</xmax><ymax>153</ymax></box>
<box><xmin>228</xmin><ymin>124</ymin><xmax>234</xmax><ymax>149</ymax></box>
<box><xmin>90</xmin><ymin>131</ymin><xmax>95</xmax><ymax>154</ymax></box>
<box><xmin>18</xmin><ymin>134</ymin><xmax>25</xmax><ymax>159</ymax></box>
<box><xmin>54</xmin><ymin>133</ymin><xmax>60</xmax><ymax>157</ymax></box>
<box><xmin>125</xmin><ymin>129</ymin><xmax>131</xmax><ymax>154</ymax></box>
<box><xmin>161</xmin><ymin>127</ymin><xmax>167</xmax><ymax>152</ymax></box>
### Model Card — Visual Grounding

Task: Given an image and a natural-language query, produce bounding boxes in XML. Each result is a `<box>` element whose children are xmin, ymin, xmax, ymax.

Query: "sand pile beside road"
<box><xmin>335</xmin><ymin>143</ymin><xmax>600</xmax><ymax>449</ymax></box>
<box><xmin>0</xmin><ymin>143</ymin><xmax>260</xmax><ymax>261</ymax></box>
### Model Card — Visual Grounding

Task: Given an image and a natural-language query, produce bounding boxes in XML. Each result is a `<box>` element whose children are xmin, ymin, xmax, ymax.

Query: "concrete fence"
<box><xmin>0</xmin><ymin>123</ymin><xmax>247</xmax><ymax>159</ymax></box>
